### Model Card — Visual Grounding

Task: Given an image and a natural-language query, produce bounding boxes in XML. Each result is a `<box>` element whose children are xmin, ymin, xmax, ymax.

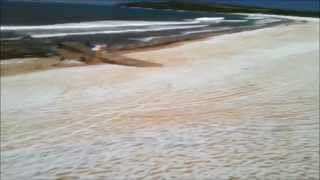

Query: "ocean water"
<box><xmin>0</xmin><ymin>1</ymin><xmax>288</xmax><ymax>55</ymax></box>
<box><xmin>174</xmin><ymin>0</ymin><xmax>320</xmax><ymax>12</ymax></box>
<box><xmin>6</xmin><ymin>0</ymin><xmax>319</xmax><ymax>12</ymax></box>
<box><xmin>1</xmin><ymin>1</ymin><xmax>246</xmax><ymax>25</ymax></box>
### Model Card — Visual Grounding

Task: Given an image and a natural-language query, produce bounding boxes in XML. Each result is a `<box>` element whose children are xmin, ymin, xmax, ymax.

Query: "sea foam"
<box><xmin>0</xmin><ymin>20</ymin><xmax>201</xmax><ymax>31</ymax></box>
<box><xmin>31</xmin><ymin>25</ymin><xmax>209</xmax><ymax>38</ymax></box>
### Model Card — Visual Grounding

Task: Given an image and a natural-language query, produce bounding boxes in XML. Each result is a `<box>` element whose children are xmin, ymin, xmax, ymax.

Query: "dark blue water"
<box><xmin>4</xmin><ymin>0</ymin><xmax>320</xmax><ymax>12</ymax></box>
<box><xmin>0</xmin><ymin>0</ymin><xmax>291</xmax><ymax>58</ymax></box>
<box><xmin>1</xmin><ymin>1</ymin><xmax>234</xmax><ymax>25</ymax></box>
<box><xmin>178</xmin><ymin>0</ymin><xmax>320</xmax><ymax>12</ymax></box>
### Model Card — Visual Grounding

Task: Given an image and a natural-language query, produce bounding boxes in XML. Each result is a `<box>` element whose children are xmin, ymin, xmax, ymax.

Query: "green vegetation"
<box><xmin>125</xmin><ymin>1</ymin><xmax>319</xmax><ymax>18</ymax></box>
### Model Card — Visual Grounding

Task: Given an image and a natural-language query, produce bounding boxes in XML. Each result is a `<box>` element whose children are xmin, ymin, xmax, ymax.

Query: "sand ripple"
<box><xmin>1</xmin><ymin>22</ymin><xmax>319</xmax><ymax>179</ymax></box>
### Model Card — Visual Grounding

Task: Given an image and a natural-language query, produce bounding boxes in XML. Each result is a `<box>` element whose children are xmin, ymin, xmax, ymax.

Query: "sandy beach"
<box><xmin>1</xmin><ymin>16</ymin><xmax>319</xmax><ymax>179</ymax></box>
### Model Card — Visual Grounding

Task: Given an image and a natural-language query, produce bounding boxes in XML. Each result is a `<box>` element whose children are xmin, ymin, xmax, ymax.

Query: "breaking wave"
<box><xmin>0</xmin><ymin>20</ymin><xmax>200</xmax><ymax>31</ymax></box>
<box><xmin>30</xmin><ymin>25</ymin><xmax>208</xmax><ymax>38</ymax></box>
<box><xmin>0</xmin><ymin>15</ymin><xmax>283</xmax><ymax>40</ymax></box>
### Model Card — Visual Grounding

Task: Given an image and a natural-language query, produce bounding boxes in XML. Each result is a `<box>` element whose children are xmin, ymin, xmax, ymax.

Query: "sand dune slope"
<box><xmin>1</xmin><ymin>21</ymin><xmax>319</xmax><ymax>179</ymax></box>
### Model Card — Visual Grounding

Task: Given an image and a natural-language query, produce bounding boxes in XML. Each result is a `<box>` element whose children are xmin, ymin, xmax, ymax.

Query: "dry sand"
<box><xmin>1</xmin><ymin>18</ymin><xmax>319</xmax><ymax>179</ymax></box>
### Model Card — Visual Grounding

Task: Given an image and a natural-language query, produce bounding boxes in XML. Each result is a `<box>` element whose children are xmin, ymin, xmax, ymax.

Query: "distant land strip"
<box><xmin>125</xmin><ymin>1</ymin><xmax>320</xmax><ymax>18</ymax></box>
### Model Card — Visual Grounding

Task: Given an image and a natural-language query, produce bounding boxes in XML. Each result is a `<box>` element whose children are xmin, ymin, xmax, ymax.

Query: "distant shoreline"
<box><xmin>0</xmin><ymin>17</ymin><xmax>291</xmax><ymax>60</ymax></box>
<box><xmin>0</xmin><ymin>17</ymin><xmax>295</xmax><ymax>76</ymax></box>
<box><xmin>125</xmin><ymin>1</ymin><xmax>320</xmax><ymax>18</ymax></box>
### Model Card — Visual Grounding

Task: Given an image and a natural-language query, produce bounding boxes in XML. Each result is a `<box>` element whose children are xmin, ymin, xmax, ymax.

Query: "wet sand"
<box><xmin>1</xmin><ymin>17</ymin><xmax>319</xmax><ymax>179</ymax></box>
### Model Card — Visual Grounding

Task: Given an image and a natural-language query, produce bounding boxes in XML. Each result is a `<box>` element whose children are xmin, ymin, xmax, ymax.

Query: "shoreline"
<box><xmin>235</xmin><ymin>13</ymin><xmax>320</xmax><ymax>22</ymax></box>
<box><xmin>0</xmin><ymin>15</ymin><xmax>299</xmax><ymax>76</ymax></box>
